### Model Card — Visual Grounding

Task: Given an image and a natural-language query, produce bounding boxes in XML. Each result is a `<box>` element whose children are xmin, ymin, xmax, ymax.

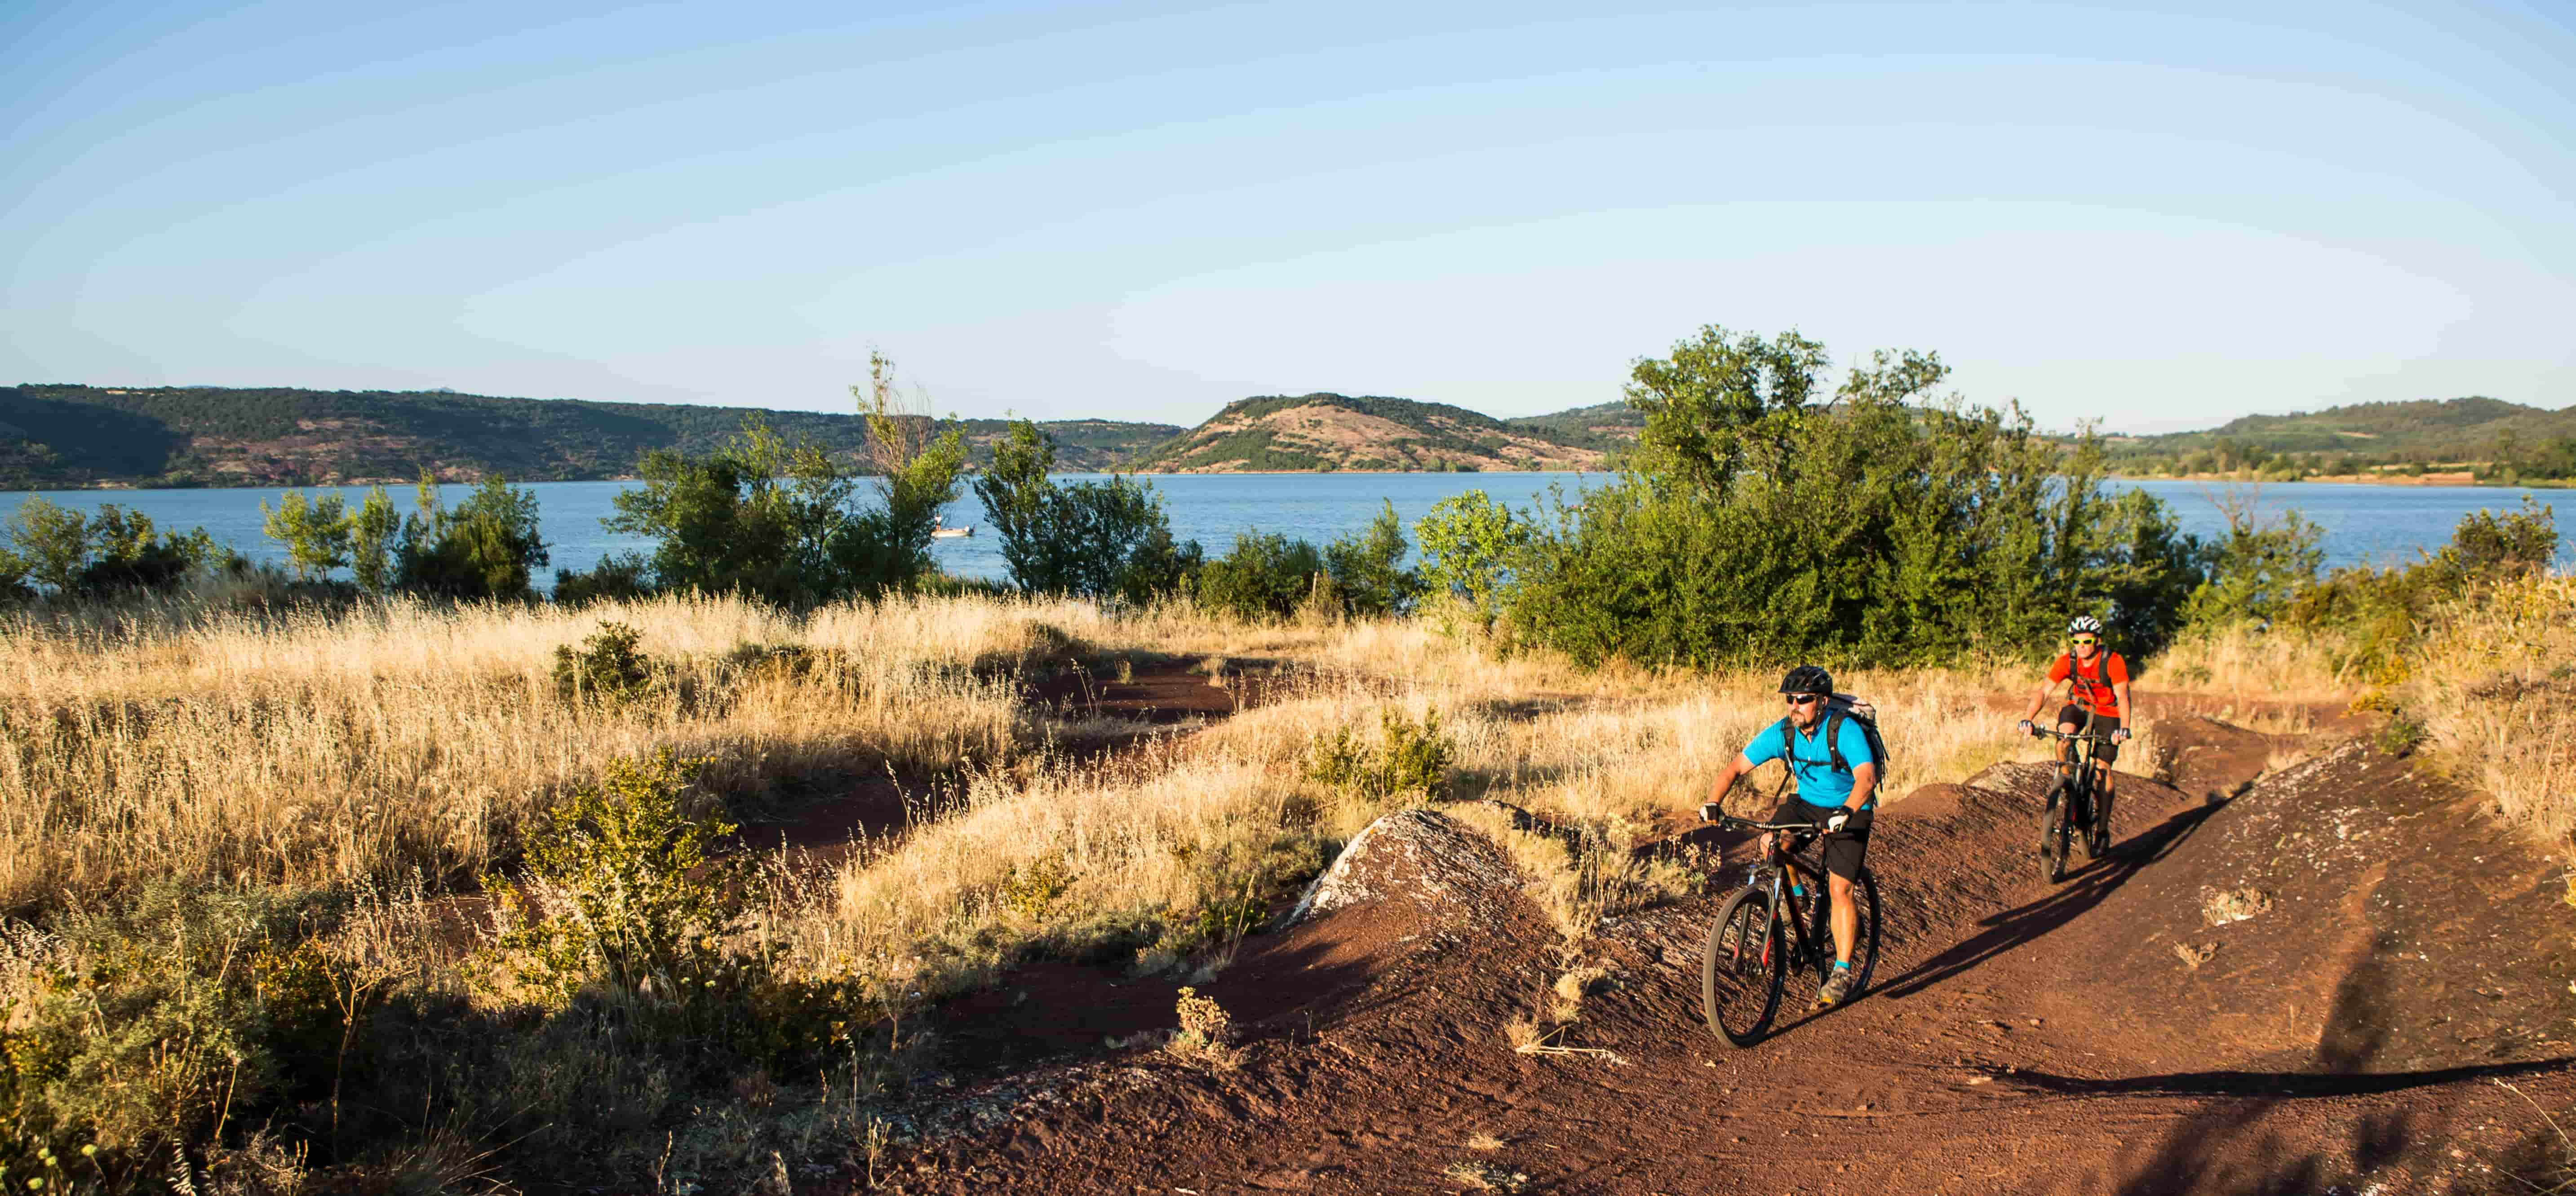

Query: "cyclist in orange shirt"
<box><xmin>2017</xmin><ymin>615</ymin><xmax>2134</xmax><ymax>836</ymax></box>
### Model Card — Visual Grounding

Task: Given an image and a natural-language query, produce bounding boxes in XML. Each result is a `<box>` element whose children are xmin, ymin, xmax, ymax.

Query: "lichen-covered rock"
<box><xmin>1286</xmin><ymin>807</ymin><xmax>1522</xmax><ymax>927</ymax></box>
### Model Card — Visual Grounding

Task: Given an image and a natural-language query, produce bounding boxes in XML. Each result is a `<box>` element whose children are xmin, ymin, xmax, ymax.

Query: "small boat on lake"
<box><xmin>931</xmin><ymin>525</ymin><xmax>974</xmax><ymax>539</ymax></box>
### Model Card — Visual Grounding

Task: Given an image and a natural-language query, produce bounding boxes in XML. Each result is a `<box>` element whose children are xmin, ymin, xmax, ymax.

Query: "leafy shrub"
<box><xmin>2282</xmin><ymin>499</ymin><xmax>2558</xmax><ymax>676</ymax></box>
<box><xmin>478</xmin><ymin>749</ymin><xmax>741</xmax><ymax>1006</ymax></box>
<box><xmin>1164</xmin><ymin>987</ymin><xmax>1239</xmax><ymax>1069</ymax></box>
<box><xmin>0</xmin><ymin>886</ymin><xmax>352</xmax><ymax>1172</ymax></box>
<box><xmin>2375</xmin><ymin>711</ymin><xmax>2427</xmax><ymax>757</ymax></box>
<box><xmin>554</xmin><ymin>552</ymin><xmax>656</xmax><ymax>607</ymax></box>
<box><xmin>1193</xmin><ymin>532</ymin><xmax>1323</xmax><ymax>622</ymax></box>
<box><xmin>999</xmin><ymin>853</ymin><xmax>1075</xmax><ymax>920</ymax></box>
<box><xmin>1414</xmin><ymin>489</ymin><xmax>1532</xmax><ymax>621</ymax></box>
<box><xmin>1324</xmin><ymin>501</ymin><xmax>1421</xmax><ymax>617</ymax></box>
<box><xmin>552</xmin><ymin>622</ymin><xmax>657</xmax><ymax>704</ymax></box>
<box><xmin>1306</xmin><ymin>707</ymin><xmax>1454</xmax><ymax>802</ymax></box>
<box><xmin>474</xmin><ymin>751</ymin><xmax>868</xmax><ymax>1072</ymax></box>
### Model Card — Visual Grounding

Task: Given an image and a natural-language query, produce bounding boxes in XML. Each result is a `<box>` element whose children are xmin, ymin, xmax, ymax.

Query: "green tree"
<box><xmin>75</xmin><ymin>506</ymin><xmax>220</xmax><ymax>595</ymax></box>
<box><xmin>0</xmin><ymin>545</ymin><xmax>31</xmax><ymax>603</ymax></box>
<box><xmin>1414</xmin><ymin>490</ymin><xmax>1532</xmax><ymax>619</ymax></box>
<box><xmin>347</xmin><ymin>487</ymin><xmax>400</xmax><ymax>594</ymax></box>
<box><xmin>399</xmin><ymin>475</ymin><xmax>550</xmax><ymax>600</ymax></box>
<box><xmin>848</xmin><ymin>351</ymin><xmax>971</xmax><ymax>591</ymax></box>
<box><xmin>973</xmin><ymin>418</ymin><xmax>1058</xmax><ymax>586</ymax></box>
<box><xmin>261</xmin><ymin>489</ymin><xmax>352</xmax><ymax>580</ymax></box>
<box><xmin>971</xmin><ymin>418</ymin><xmax>1197</xmax><ymax>599</ymax></box>
<box><xmin>1324</xmin><ymin>501</ymin><xmax>1419</xmax><ymax>616</ymax></box>
<box><xmin>6</xmin><ymin>496</ymin><xmax>89</xmax><ymax>592</ymax></box>
<box><xmin>608</xmin><ymin>356</ymin><xmax>968</xmax><ymax>605</ymax></box>
<box><xmin>1499</xmin><ymin>328</ymin><xmax>2208</xmax><ymax>669</ymax></box>
<box><xmin>1623</xmin><ymin>326</ymin><xmax>1831</xmax><ymax>492</ymax></box>
<box><xmin>2183</xmin><ymin>488</ymin><xmax>2324</xmax><ymax>627</ymax></box>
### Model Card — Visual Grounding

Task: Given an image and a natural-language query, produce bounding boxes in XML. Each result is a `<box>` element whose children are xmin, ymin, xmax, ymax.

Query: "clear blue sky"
<box><xmin>5</xmin><ymin>0</ymin><xmax>2571</xmax><ymax>432</ymax></box>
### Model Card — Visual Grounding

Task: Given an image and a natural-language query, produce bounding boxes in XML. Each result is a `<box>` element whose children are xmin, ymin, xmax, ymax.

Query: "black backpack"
<box><xmin>1770</xmin><ymin>693</ymin><xmax>1889</xmax><ymax>778</ymax></box>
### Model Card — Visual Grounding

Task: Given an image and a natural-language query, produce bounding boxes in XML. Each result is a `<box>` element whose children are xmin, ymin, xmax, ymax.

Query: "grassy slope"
<box><xmin>0</xmin><ymin>384</ymin><xmax>1184</xmax><ymax>487</ymax></box>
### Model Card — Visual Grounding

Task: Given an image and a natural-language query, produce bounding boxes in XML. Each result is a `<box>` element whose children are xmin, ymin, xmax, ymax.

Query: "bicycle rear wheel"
<box><xmin>2042</xmin><ymin>794</ymin><xmax>2071</xmax><ymax>883</ymax></box>
<box><xmin>1702</xmin><ymin>888</ymin><xmax>1786</xmax><ymax>1049</ymax></box>
<box><xmin>2091</xmin><ymin>781</ymin><xmax>2116</xmax><ymax>858</ymax></box>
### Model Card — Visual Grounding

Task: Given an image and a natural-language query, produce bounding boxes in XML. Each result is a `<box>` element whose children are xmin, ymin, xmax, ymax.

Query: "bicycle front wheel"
<box><xmin>1702</xmin><ymin>888</ymin><xmax>1786</xmax><ymax>1049</ymax></box>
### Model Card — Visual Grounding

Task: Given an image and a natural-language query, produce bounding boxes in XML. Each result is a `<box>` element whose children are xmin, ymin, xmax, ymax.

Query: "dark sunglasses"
<box><xmin>1784</xmin><ymin>694</ymin><xmax>1821</xmax><ymax>706</ymax></box>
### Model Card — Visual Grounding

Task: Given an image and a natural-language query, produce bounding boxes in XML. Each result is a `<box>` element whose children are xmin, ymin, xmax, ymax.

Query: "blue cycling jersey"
<box><xmin>1742</xmin><ymin>716</ymin><xmax>1878</xmax><ymax>810</ymax></box>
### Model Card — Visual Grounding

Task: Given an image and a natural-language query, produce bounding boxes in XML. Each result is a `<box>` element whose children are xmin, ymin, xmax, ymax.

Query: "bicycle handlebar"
<box><xmin>2026</xmin><ymin>726</ymin><xmax>2119</xmax><ymax>742</ymax></box>
<box><xmin>1709</xmin><ymin>813</ymin><xmax>1845</xmax><ymax>835</ymax></box>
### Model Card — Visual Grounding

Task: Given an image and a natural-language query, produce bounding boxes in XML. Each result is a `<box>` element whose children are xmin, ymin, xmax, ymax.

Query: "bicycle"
<box><xmin>1698</xmin><ymin>814</ymin><xmax>1883</xmax><ymax>1049</ymax></box>
<box><xmin>2030</xmin><ymin>724</ymin><xmax>2118</xmax><ymax>881</ymax></box>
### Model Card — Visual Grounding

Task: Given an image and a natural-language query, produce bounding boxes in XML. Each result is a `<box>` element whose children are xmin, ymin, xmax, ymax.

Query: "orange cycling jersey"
<box><xmin>2049</xmin><ymin>650</ymin><xmax>2128</xmax><ymax>718</ymax></box>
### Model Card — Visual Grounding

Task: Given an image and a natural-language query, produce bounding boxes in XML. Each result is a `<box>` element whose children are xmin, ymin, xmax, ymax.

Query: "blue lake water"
<box><xmin>1</xmin><ymin>474</ymin><xmax>2566</xmax><ymax>592</ymax></box>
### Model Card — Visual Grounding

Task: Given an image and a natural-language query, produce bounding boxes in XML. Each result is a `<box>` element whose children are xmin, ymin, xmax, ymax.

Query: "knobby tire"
<box><xmin>1703</xmin><ymin>888</ymin><xmax>1786</xmax><ymax>1049</ymax></box>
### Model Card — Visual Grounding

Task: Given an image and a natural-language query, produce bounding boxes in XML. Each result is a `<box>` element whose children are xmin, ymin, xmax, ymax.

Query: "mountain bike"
<box><xmin>1698</xmin><ymin>815</ymin><xmax>1882</xmax><ymax>1049</ymax></box>
<box><xmin>2031</xmin><ymin>724</ymin><xmax>2118</xmax><ymax>882</ymax></box>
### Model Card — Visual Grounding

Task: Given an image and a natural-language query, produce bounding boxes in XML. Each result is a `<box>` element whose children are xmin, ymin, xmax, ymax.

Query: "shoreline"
<box><xmin>2103</xmin><ymin>471</ymin><xmax>2571</xmax><ymax>490</ymax></box>
<box><xmin>9</xmin><ymin>469</ymin><xmax>2574</xmax><ymax>494</ymax></box>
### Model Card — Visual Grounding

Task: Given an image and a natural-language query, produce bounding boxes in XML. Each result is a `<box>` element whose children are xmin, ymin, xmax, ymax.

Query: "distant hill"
<box><xmin>0</xmin><ymin>385</ymin><xmax>1183</xmax><ymax>489</ymax></box>
<box><xmin>1503</xmin><ymin>401</ymin><xmax>1644</xmax><ymax>452</ymax></box>
<box><xmin>2103</xmin><ymin>396</ymin><xmax>2576</xmax><ymax>459</ymax></box>
<box><xmin>1129</xmin><ymin>393</ymin><xmax>1609</xmax><ymax>473</ymax></box>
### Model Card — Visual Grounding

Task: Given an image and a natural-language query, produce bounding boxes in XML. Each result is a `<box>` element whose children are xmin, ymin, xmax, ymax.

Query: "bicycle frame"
<box><xmin>1731</xmin><ymin>822</ymin><xmax>1840</xmax><ymax>970</ymax></box>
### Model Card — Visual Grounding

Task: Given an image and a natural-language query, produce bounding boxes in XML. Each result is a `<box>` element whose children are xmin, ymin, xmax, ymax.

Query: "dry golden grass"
<box><xmin>0</xmin><ymin>592</ymin><xmax>1194</xmax><ymax>909</ymax></box>
<box><xmin>2406</xmin><ymin>573</ymin><xmax>2576</xmax><ymax>845</ymax></box>
<box><xmin>2144</xmin><ymin>622</ymin><xmax>2356</xmax><ymax>705</ymax></box>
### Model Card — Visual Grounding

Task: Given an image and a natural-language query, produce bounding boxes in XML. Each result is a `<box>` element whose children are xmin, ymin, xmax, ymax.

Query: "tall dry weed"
<box><xmin>0</xmin><ymin>593</ymin><xmax>1131</xmax><ymax>908</ymax></box>
<box><xmin>2407</xmin><ymin>573</ymin><xmax>2576</xmax><ymax>844</ymax></box>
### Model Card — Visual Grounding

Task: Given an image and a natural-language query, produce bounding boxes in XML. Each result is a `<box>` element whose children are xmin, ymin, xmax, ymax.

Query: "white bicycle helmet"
<box><xmin>2067</xmin><ymin>614</ymin><xmax>2105</xmax><ymax>636</ymax></box>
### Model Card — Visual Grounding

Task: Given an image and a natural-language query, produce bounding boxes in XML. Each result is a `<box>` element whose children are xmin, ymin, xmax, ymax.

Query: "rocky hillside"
<box><xmin>0</xmin><ymin>385</ymin><xmax>1182</xmax><ymax>488</ymax></box>
<box><xmin>1130</xmin><ymin>393</ymin><xmax>1609</xmax><ymax>473</ymax></box>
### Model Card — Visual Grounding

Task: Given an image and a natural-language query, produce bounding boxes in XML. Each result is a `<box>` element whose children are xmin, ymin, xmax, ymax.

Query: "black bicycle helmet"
<box><xmin>1779</xmin><ymin>664</ymin><xmax>1834</xmax><ymax>695</ymax></box>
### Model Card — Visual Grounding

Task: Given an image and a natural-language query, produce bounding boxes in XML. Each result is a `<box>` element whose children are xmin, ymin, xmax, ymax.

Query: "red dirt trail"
<box><xmin>866</xmin><ymin>714</ymin><xmax>2575</xmax><ymax>1196</ymax></box>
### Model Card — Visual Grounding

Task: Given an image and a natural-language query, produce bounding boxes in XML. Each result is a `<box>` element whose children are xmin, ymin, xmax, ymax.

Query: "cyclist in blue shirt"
<box><xmin>1698</xmin><ymin>665</ymin><xmax>1879</xmax><ymax>1007</ymax></box>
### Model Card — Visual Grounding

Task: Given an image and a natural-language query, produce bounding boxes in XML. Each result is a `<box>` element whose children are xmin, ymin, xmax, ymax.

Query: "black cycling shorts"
<box><xmin>2055</xmin><ymin>705</ymin><xmax>2121</xmax><ymax>764</ymax></box>
<box><xmin>1769</xmin><ymin>800</ymin><xmax>1872</xmax><ymax>881</ymax></box>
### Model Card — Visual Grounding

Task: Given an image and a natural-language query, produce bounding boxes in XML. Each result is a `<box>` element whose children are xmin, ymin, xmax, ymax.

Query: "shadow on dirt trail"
<box><xmin>2084</xmin><ymin>928</ymin><xmax>2576</xmax><ymax>1196</ymax></box>
<box><xmin>1879</xmin><ymin>797</ymin><xmax>2229</xmax><ymax>1001</ymax></box>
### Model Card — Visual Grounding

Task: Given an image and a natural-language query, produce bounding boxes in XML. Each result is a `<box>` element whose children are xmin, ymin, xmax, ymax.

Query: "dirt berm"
<box><xmin>888</xmin><ymin>717</ymin><xmax>2576</xmax><ymax>1195</ymax></box>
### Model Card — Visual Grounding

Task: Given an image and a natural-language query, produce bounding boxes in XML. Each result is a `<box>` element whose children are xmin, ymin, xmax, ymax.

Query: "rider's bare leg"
<box><xmin>1827</xmin><ymin>872</ymin><xmax>1857</xmax><ymax>964</ymax></box>
<box><xmin>2056</xmin><ymin>719</ymin><xmax>2080</xmax><ymax>782</ymax></box>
